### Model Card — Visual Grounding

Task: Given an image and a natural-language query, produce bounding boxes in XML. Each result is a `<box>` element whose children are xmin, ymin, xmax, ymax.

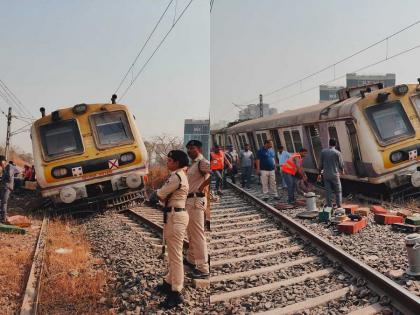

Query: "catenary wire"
<box><xmin>114</xmin><ymin>0</ymin><xmax>175</xmax><ymax>95</ymax></box>
<box><xmin>118</xmin><ymin>0</ymin><xmax>195</xmax><ymax>101</ymax></box>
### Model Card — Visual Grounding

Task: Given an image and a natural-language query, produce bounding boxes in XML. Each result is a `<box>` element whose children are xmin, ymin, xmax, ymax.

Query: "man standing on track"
<box><xmin>255</xmin><ymin>140</ymin><xmax>279</xmax><ymax>201</ymax></box>
<box><xmin>185</xmin><ymin>140</ymin><xmax>210</xmax><ymax>279</ymax></box>
<box><xmin>153</xmin><ymin>150</ymin><xmax>190</xmax><ymax>309</ymax></box>
<box><xmin>318</xmin><ymin>138</ymin><xmax>345</xmax><ymax>208</ymax></box>
<box><xmin>0</xmin><ymin>155</ymin><xmax>16</xmax><ymax>224</ymax></box>
<box><xmin>282</xmin><ymin>148</ymin><xmax>308</xmax><ymax>205</ymax></box>
<box><xmin>277</xmin><ymin>145</ymin><xmax>290</xmax><ymax>188</ymax></box>
<box><xmin>239</xmin><ymin>143</ymin><xmax>254</xmax><ymax>188</ymax></box>
<box><xmin>210</xmin><ymin>144</ymin><xmax>231</xmax><ymax>195</ymax></box>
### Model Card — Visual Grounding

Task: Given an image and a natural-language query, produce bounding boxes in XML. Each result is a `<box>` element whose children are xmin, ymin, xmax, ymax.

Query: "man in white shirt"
<box><xmin>277</xmin><ymin>146</ymin><xmax>290</xmax><ymax>188</ymax></box>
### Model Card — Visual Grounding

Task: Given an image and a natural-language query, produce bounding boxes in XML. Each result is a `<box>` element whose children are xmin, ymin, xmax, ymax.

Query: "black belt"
<box><xmin>163</xmin><ymin>207</ymin><xmax>185</xmax><ymax>224</ymax></box>
<box><xmin>187</xmin><ymin>192</ymin><xmax>205</xmax><ymax>198</ymax></box>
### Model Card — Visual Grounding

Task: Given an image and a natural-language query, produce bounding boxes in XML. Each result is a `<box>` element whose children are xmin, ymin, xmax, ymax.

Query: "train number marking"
<box><xmin>409</xmin><ymin>149</ymin><xmax>418</xmax><ymax>161</ymax></box>
<box><xmin>108</xmin><ymin>159</ymin><xmax>119</xmax><ymax>169</ymax></box>
<box><xmin>72</xmin><ymin>166</ymin><xmax>83</xmax><ymax>177</ymax></box>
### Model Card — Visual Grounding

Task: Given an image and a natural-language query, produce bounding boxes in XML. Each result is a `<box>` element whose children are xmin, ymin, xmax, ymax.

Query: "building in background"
<box><xmin>210</xmin><ymin>120</ymin><xmax>229</xmax><ymax>130</ymax></box>
<box><xmin>319</xmin><ymin>85</ymin><xmax>345</xmax><ymax>101</ymax></box>
<box><xmin>238</xmin><ymin>104</ymin><xmax>277</xmax><ymax>120</ymax></box>
<box><xmin>184</xmin><ymin>119</ymin><xmax>210</xmax><ymax>158</ymax></box>
<box><xmin>346</xmin><ymin>73</ymin><xmax>396</xmax><ymax>88</ymax></box>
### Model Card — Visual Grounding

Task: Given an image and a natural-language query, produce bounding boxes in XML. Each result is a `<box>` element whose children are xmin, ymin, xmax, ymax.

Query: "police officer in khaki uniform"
<box><xmin>153</xmin><ymin>150</ymin><xmax>190</xmax><ymax>309</ymax></box>
<box><xmin>185</xmin><ymin>140</ymin><xmax>210</xmax><ymax>279</ymax></box>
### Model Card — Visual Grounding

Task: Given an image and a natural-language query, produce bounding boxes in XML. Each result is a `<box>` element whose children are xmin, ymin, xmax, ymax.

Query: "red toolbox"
<box><xmin>342</xmin><ymin>204</ymin><xmax>359</xmax><ymax>215</ymax></box>
<box><xmin>371</xmin><ymin>205</ymin><xmax>387</xmax><ymax>214</ymax></box>
<box><xmin>337</xmin><ymin>217</ymin><xmax>367</xmax><ymax>234</ymax></box>
<box><xmin>374</xmin><ymin>214</ymin><xmax>403</xmax><ymax>225</ymax></box>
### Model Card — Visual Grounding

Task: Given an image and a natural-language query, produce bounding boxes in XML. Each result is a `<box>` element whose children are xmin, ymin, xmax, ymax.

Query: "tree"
<box><xmin>145</xmin><ymin>134</ymin><xmax>183</xmax><ymax>166</ymax></box>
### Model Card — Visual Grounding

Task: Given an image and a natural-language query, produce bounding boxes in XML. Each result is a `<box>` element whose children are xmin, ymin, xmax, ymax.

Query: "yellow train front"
<box><xmin>31</xmin><ymin>103</ymin><xmax>148</xmax><ymax>207</ymax></box>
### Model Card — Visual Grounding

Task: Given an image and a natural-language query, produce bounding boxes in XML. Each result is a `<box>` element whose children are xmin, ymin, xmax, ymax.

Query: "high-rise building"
<box><xmin>319</xmin><ymin>85</ymin><xmax>345</xmax><ymax>101</ymax></box>
<box><xmin>184</xmin><ymin>119</ymin><xmax>210</xmax><ymax>158</ymax></box>
<box><xmin>346</xmin><ymin>73</ymin><xmax>396</xmax><ymax>88</ymax></box>
<box><xmin>238</xmin><ymin>104</ymin><xmax>278</xmax><ymax>120</ymax></box>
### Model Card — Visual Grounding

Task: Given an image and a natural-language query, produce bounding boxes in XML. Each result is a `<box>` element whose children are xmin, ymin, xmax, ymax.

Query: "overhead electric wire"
<box><xmin>239</xmin><ymin>19</ymin><xmax>420</xmax><ymax>104</ymax></box>
<box><xmin>269</xmin><ymin>42</ymin><xmax>420</xmax><ymax>106</ymax></box>
<box><xmin>114</xmin><ymin>0</ymin><xmax>175</xmax><ymax>95</ymax></box>
<box><xmin>118</xmin><ymin>0</ymin><xmax>195</xmax><ymax>101</ymax></box>
<box><xmin>0</xmin><ymin>80</ymin><xmax>32</xmax><ymax>117</ymax></box>
<box><xmin>210</xmin><ymin>0</ymin><xmax>215</xmax><ymax>12</ymax></box>
<box><xmin>0</xmin><ymin>89</ymin><xmax>24</xmax><ymax>116</ymax></box>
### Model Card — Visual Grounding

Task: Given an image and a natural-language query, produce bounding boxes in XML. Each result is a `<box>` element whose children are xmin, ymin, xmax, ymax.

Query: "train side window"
<box><xmin>261</xmin><ymin>133</ymin><xmax>268</xmax><ymax>142</ymax></box>
<box><xmin>241</xmin><ymin>135</ymin><xmax>247</xmax><ymax>148</ymax></box>
<box><xmin>328</xmin><ymin>126</ymin><xmax>341</xmax><ymax>151</ymax></box>
<box><xmin>39</xmin><ymin>119</ymin><xmax>84</xmax><ymax>158</ymax></box>
<box><xmin>271</xmin><ymin>130</ymin><xmax>282</xmax><ymax>150</ymax></box>
<box><xmin>90</xmin><ymin>110</ymin><xmax>134</xmax><ymax>147</ymax></box>
<box><xmin>292</xmin><ymin>130</ymin><xmax>302</xmax><ymax>151</ymax></box>
<box><xmin>283</xmin><ymin>131</ymin><xmax>294</xmax><ymax>153</ymax></box>
<box><xmin>308</xmin><ymin>125</ymin><xmax>322</xmax><ymax>166</ymax></box>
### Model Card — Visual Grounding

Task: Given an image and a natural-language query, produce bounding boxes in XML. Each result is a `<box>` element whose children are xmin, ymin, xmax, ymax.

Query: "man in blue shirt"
<box><xmin>277</xmin><ymin>145</ymin><xmax>290</xmax><ymax>188</ymax></box>
<box><xmin>256</xmin><ymin>140</ymin><xmax>279</xmax><ymax>201</ymax></box>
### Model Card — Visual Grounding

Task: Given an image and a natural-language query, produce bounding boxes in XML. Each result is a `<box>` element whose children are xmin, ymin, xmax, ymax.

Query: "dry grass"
<box><xmin>146</xmin><ymin>164</ymin><xmax>169</xmax><ymax>191</ymax></box>
<box><xmin>39</xmin><ymin>220</ymin><xmax>112</xmax><ymax>315</ymax></box>
<box><xmin>0</xmin><ymin>231</ymin><xmax>37</xmax><ymax>313</ymax></box>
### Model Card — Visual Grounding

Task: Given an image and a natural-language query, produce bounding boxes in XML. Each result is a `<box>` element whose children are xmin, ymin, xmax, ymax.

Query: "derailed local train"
<box><xmin>212</xmin><ymin>82</ymin><xmax>420</xmax><ymax>193</ymax></box>
<box><xmin>31</xmin><ymin>103</ymin><xmax>148</xmax><ymax>206</ymax></box>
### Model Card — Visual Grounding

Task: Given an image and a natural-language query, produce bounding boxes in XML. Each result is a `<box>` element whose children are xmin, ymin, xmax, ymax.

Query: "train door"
<box><xmin>270</xmin><ymin>129</ymin><xmax>282</xmax><ymax>149</ymax></box>
<box><xmin>306</xmin><ymin>124</ymin><xmax>323</xmax><ymax>168</ymax></box>
<box><xmin>345</xmin><ymin>120</ymin><xmax>367</xmax><ymax>177</ymax></box>
<box><xmin>327</xmin><ymin>124</ymin><xmax>341</xmax><ymax>151</ymax></box>
<box><xmin>246</xmin><ymin>132</ymin><xmax>258</xmax><ymax>154</ymax></box>
<box><xmin>281</xmin><ymin>129</ymin><xmax>295</xmax><ymax>153</ymax></box>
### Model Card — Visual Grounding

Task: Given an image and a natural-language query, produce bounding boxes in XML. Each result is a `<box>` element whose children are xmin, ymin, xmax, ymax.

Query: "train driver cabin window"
<box><xmin>40</xmin><ymin>119</ymin><xmax>83</xmax><ymax>158</ymax></box>
<box><xmin>283</xmin><ymin>131</ymin><xmax>294</xmax><ymax>153</ymax></box>
<box><xmin>328</xmin><ymin>126</ymin><xmax>340</xmax><ymax>151</ymax></box>
<box><xmin>292</xmin><ymin>130</ymin><xmax>302</xmax><ymax>151</ymax></box>
<box><xmin>365</xmin><ymin>101</ymin><xmax>414</xmax><ymax>143</ymax></box>
<box><xmin>91</xmin><ymin>111</ymin><xmax>134</xmax><ymax>147</ymax></box>
<box><xmin>410</xmin><ymin>93</ymin><xmax>420</xmax><ymax>116</ymax></box>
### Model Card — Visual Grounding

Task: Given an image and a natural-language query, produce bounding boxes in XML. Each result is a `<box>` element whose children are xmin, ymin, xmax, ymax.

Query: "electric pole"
<box><xmin>5</xmin><ymin>107</ymin><xmax>12</xmax><ymax>159</ymax></box>
<box><xmin>259</xmin><ymin>94</ymin><xmax>263</xmax><ymax>118</ymax></box>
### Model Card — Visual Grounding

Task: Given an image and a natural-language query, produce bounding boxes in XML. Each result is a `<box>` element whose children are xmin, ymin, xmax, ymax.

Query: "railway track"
<box><xmin>209</xmin><ymin>182</ymin><xmax>420</xmax><ymax>315</ymax></box>
<box><xmin>19</xmin><ymin>216</ymin><xmax>49</xmax><ymax>315</ymax></box>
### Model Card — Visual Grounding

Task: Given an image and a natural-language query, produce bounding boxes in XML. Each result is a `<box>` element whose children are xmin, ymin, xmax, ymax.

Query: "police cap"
<box><xmin>168</xmin><ymin>150</ymin><xmax>189</xmax><ymax>168</ymax></box>
<box><xmin>186</xmin><ymin>140</ymin><xmax>202</xmax><ymax>148</ymax></box>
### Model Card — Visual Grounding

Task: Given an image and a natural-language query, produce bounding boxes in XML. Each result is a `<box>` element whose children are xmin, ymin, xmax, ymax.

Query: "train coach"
<box><xmin>212</xmin><ymin>82</ymin><xmax>420</xmax><ymax>193</ymax></box>
<box><xmin>31</xmin><ymin>102</ymin><xmax>148</xmax><ymax>206</ymax></box>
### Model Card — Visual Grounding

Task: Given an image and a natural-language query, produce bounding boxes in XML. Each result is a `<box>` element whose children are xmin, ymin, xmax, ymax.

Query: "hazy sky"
<box><xmin>0</xmin><ymin>0</ymin><xmax>210</xmax><ymax>151</ymax></box>
<box><xmin>211</xmin><ymin>0</ymin><xmax>420</xmax><ymax>124</ymax></box>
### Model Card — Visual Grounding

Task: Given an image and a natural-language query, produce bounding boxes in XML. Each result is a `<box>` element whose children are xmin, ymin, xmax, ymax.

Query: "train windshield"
<box><xmin>91</xmin><ymin>111</ymin><xmax>133</xmax><ymax>147</ymax></box>
<box><xmin>365</xmin><ymin>101</ymin><xmax>414</xmax><ymax>143</ymax></box>
<box><xmin>40</xmin><ymin>119</ymin><xmax>83</xmax><ymax>158</ymax></box>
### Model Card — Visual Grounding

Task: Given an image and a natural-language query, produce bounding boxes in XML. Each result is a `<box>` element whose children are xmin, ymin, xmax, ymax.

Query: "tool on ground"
<box><xmin>405</xmin><ymin>233</ymin><xmax>420</xmax><ymax>276</ymax></box>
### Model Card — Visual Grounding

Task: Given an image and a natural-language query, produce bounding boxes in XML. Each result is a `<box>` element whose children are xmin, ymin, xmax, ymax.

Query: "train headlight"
<box><xmin>390</xmin><ymin>151</ymin><xmax>404</xmax><ymax>163</ymax></box>
<box><xmin>120</xmin><ymin>152</ymin><xmax>135</xmax><ymax>164</ymax></box>
<box><xmin>52</xmin><ymin>167</ymin><xmax>69</xmax><ymax>178</ymax></box>
<box><xmin>394</xmin><ymin>84</ymin><xmax>409</xmax><ymax>96</ymax></box>
<box><xmin>73</xmin><ymin>103</ymin><xmax>87</xmax><ymax>114</ymax></box>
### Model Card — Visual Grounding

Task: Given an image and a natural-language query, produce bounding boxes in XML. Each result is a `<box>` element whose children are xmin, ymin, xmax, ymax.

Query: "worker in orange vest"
<box><xmin>210</xmin><ymin>144</ymin><xmax>232</xmax><ymax>195</ymax></box>
<box><xmin>281</xmin><ymin>148</ymin><xmax>308</xmax><ymax>205</ymax></box>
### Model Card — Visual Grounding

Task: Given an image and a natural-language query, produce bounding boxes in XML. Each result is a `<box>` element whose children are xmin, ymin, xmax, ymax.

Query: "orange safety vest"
<box><xmin>282</xmin><ymin>153</ymin><xmax>302</xmax><ymax>175</ymax></box>
<box><xmin>210</xmin><ymin>151</ymin><xmax>224</xmax><ymax>170</ymax></box>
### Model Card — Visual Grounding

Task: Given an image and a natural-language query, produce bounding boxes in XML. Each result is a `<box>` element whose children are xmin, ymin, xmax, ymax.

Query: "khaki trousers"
<box><xmin>260</xmin><ymin>170</ymin><xmax>278</xmax><ymax>197</ymax></box>
<box><xmin>186</xmin><ymin>197</ymin><xmax>209</xmax><ymax>273</ymax></box>
<box><xmin>164</xmin><ymin>211</ymin><xmax>189</xmax><ymax>292</ymax></box>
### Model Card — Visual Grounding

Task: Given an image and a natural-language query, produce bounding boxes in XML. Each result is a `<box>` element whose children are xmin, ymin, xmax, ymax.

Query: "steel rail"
<box><xmin>20</xmin><ymin>216</ymin><xmax>49</xmax><ymax>315</ymax></box>
<box><xmin>121</xmin><ymin>208</ymin><xmax>189</xmax><ymax>249</ymax></box>
<box><xmin>227</xmin><ymin>181</ymin><xmax>420</xmax><ymax>315</ymax></box>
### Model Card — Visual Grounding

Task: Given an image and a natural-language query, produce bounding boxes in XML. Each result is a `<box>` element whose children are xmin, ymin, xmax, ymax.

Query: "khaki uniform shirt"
<box><xmin>187</xmin><ymin>154</ymin><xmax>211</xmax><ymax>193</ymax></box>
<box><xmin>157</xmin><ymin>168</ymin><xmax>189</xmax><ymax>208</ymax></box>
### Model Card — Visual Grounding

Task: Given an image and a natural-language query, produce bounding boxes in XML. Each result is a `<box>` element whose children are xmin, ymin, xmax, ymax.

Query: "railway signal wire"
<box><xmin>270</xmin><ymin>41</ymin><xmax>420</xmax><ymax>106</ymax></box>
<box><xmin>238</xmin><ymin>19</ymin><xmax>420</xmax><ymax>105</ymax></box>
<box><xmin>114</xmin><ymin>0</ymin><xmax>175</xmax><ymax>96</ymax></box>
<box><xmin>118</xmin><ymin>0</ymin><xmax>195</xmax><ymax>102</ymax></box>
